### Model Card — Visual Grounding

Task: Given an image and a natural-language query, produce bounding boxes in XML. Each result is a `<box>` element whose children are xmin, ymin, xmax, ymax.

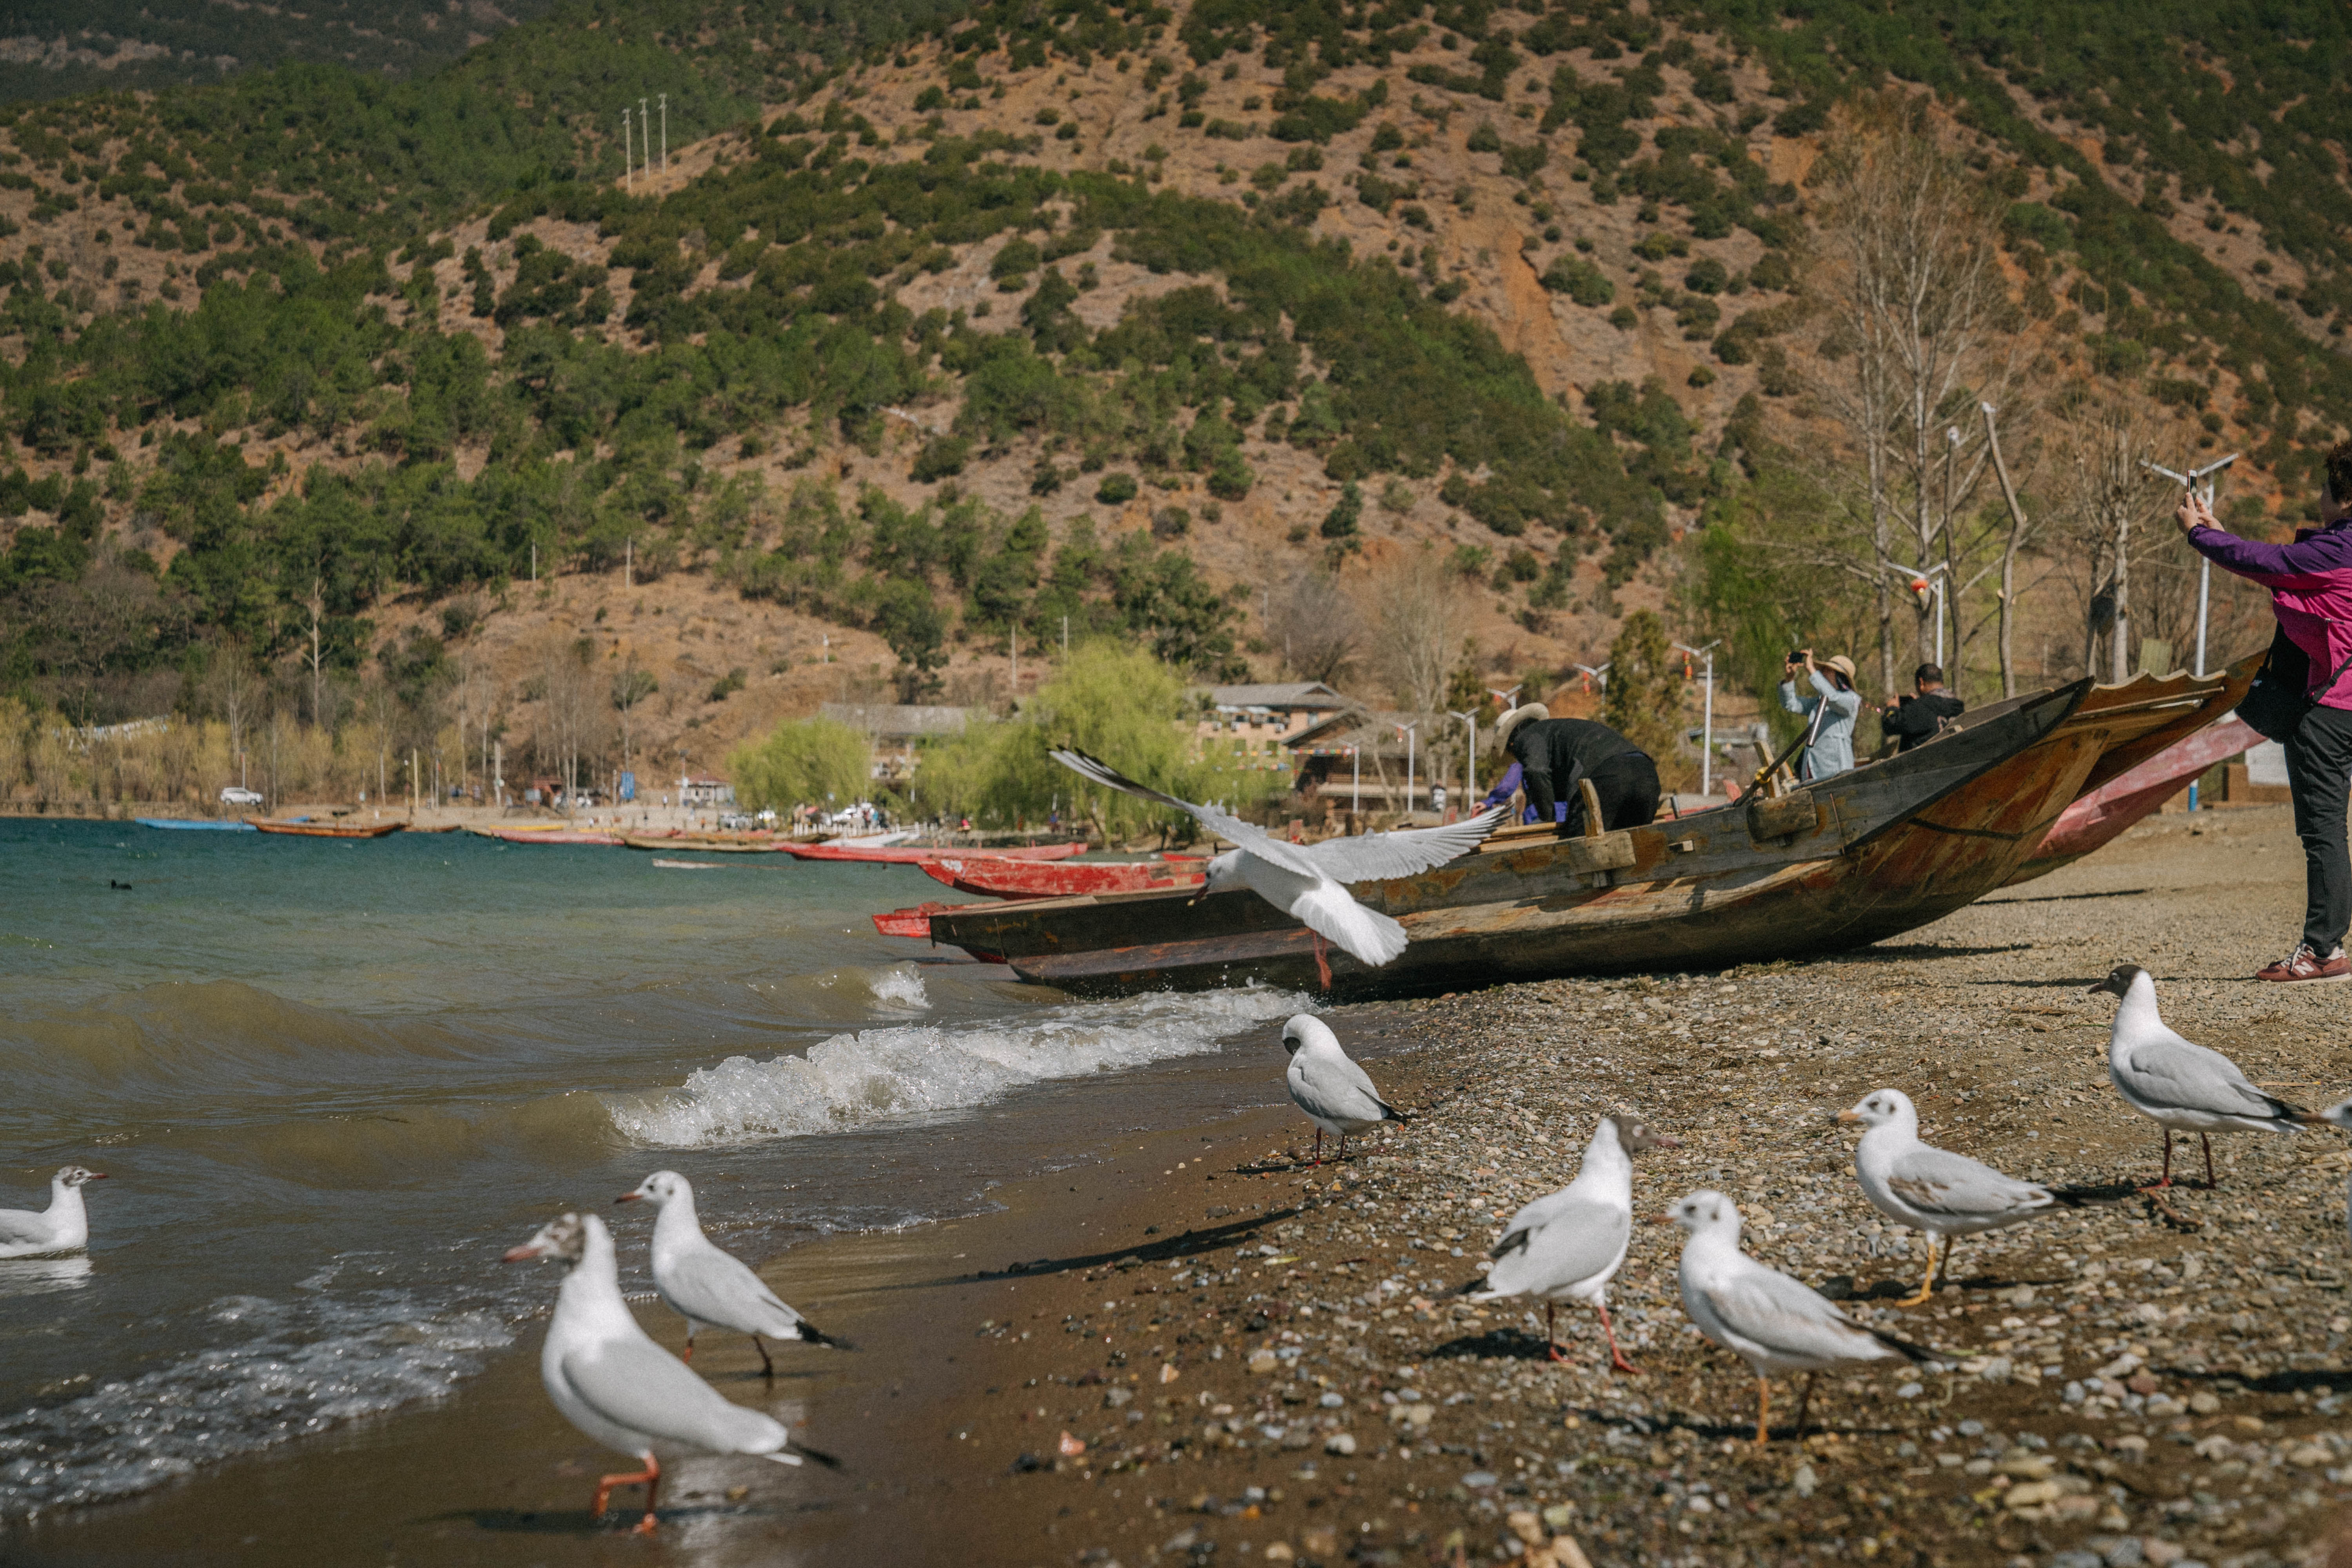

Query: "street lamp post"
<box><xmin>1881</xmin><ymin>561</ymin><xmax>1953</xmax><ymax>668</ymax></box>
<box><xmin>1572</xmin><ymin>663</ymin><xmax>1610</xmax><ymax>695</ymax></box>
<box><xmin>1448</xmin><ymin>709</ymin><xmax>1478</xmax><ymax>806</ymax></box>
<box><xmin>2142</xmin><ymin>452</ymin><xmax>2239</xmax><ymax>678</ymax></box>
<box><xmin>1673</xmin><ymin>640</ymin><xmax>1723</xmax><ymax>797</ymax></box>
<box><xmin>1394</xmin><ymin>721</ymin><xmax>1419</xmax><ymax>820</ymax></box>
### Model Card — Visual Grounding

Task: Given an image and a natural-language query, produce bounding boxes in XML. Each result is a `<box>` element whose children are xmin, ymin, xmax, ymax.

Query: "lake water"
<box><xmin>0</xmin><ymin>819</ymin><xmax>1302</xmax><ymax>1517</ymax></box>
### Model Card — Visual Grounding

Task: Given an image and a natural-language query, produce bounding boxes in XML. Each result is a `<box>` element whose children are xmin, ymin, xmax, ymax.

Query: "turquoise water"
<box><xmin>0</xmin><ymin>819</ymin><xmax>1301</xmax><ymax>1515</ymax></box>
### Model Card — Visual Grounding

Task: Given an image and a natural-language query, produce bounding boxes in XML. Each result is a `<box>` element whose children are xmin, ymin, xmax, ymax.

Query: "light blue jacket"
<box><xmin>1779</xmin><ymin>669</ymin><xmax>1861</xmax><ymax>781</ymax></box>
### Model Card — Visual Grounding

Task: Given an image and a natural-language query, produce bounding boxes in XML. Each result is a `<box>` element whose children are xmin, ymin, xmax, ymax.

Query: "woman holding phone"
<box><xmin>2177</xmin><ymin>438</ymin><xmax>2352</xmax><ymax>983</ymax></box>
<box><xmin>1778</xmin><ymin>649</ymin><xmax>1862</xmax><ymax>782</ymax></box>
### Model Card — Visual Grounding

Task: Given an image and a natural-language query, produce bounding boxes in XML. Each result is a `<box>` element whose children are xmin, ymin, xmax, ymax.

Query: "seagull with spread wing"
<box><xmin>1049</xmin><ymin>748</ymin><xmax>1503</xmax><ymax>985</ymax></box>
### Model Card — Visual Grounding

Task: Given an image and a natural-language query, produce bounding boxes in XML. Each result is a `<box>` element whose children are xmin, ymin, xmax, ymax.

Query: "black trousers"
<box><xmin>2286</xmin><ymin>702</ymin><xmax>2352</xmax><ymax>951</ymax></box>
<box><xmin>1559</xmin><ymin>751</ymin><xmax>1662</xmax><ymax>838</ymax></box>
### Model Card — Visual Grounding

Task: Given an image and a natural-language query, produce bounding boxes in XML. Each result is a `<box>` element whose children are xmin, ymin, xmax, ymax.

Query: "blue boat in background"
<box><xmin>135</xmin><ymin>819</ymin><xmax>258</xmax><ymax>831</ymax></box>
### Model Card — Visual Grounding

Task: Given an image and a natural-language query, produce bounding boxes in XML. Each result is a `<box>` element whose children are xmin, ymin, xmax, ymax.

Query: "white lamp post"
<box><xmin>1394</xmin><ymin>721</ymin><xmax>1419</xmax><ymax>820</ymax></box>
<box><xmin>1448</xmin><ymin>709</ymin><xmax>1478</xmax><ymax>804</ymax></box>
<box><xmin>1673</xmin><ymin>640</ymin><xmax>1722</xmax><ymax>797</ymax></box>
<box><xmin>1880</xmin><ymin>561</ymin><xmax>1953</xmax><ymax>667</ymax></box>
<box><xmin>2143</xmin><ymin>452</ymin><xmax>2239</xmax><ymax>677</ymax></box>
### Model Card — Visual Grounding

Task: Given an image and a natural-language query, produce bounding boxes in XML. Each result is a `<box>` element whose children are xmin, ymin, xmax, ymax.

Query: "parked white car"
<box><xmin>220</xmin><ymin>786</ymin><xmax>263</xmax><ymax>807</ymax></box>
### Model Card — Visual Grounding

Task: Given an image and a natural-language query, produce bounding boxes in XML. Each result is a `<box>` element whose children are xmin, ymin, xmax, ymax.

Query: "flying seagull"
<box><xmin>1461</xmin><ymin>1114</ymin><xmax>1677</xmax><ymax>1372</ymax></box>
<box><xmin>1049</xmin><ymin>748</ymin><xmax>1502</xmax><ymax>985</ymax></box>
<box><xmin>1280</xmin><ymin>1014</ymin><xmax>1406</xmax><ymax>1163</ymax></box>
<box><xmin>505</xmin><ymin>1212</ymin><xmax>839</xmax><ymax>1534</ymax></box>
<box><xmin>1839</xmin><ymin>1088</ymin><xmax>2058</xmax><ymax>1305</ymax></box>
<box><xmin>618</xmin><ymin>1171</ymin><xmax>844</xmax><ymax>1374</ymax></box>
<box><xmin>2089</xmin><ymin>964</ymin><xmax>2316</xmax><ymax>1190</ymax></box>
<box><xmin>1669</xmin><ymin>1188</ymin><xmax>1947</xmax><ymax>1445</ymax></box>
<box><xmin>0</xmin><ymin>1166</ymin><xmax>105</xmax><ymax>1260</ymax></box>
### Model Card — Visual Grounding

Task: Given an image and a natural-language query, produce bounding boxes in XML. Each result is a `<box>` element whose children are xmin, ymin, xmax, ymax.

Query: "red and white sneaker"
<box><xmin>2256</xmin><ymin>943</ymin><xmax>2351</xmax><ymax>984</ymax></box>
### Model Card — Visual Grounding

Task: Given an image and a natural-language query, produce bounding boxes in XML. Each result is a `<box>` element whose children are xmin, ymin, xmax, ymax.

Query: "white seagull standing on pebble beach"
<box><xmin>504</xmin><ymin>1212</ymin><xmax>838</xmax><ymax>1534</ymax></box>
<box><xmin>2088</xmin><ymin>964</ymin><xmax>2316</xmax><ymax>1191</ymax></box>
<box><xmin>1668</xmin><ymin>1189</ymin><xmax>1946</xmax><ymax>1445</ymax></box>
<box><xmin>0</xmin><ymin>1166</ymin><xmax>105</xmax><ymax>1259</ymax></box>
<box><xmin>618</xmin><ymin>1171</ymin><xmax>843</xmax><ymax>1375</ymax></box>
<box><xmin>1839</xmin><ymin>1089</ymin><xmax>2057</xmax><ymax>1306</ymax></box>
<box><xmin>1281</xmin><ymin>1015</ymin><xmax>1406</xmax><ymax>1164</ymax></box>
<box><xmin>1050</xmin><ymin>748</ymin><xmax>1502</xmax><ymax>986</ymax></box>
<box><xmin>1463</xmin><ymin>1114</ymin><xmax>1677</xmax><ymax>1372</ymax></box>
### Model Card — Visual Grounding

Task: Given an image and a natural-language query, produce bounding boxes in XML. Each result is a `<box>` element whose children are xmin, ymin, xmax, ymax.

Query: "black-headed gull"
<box><xmin>1838</xmin><ymin>1088</ymin><xmax>2056</xmax><ymax>1305</ymax></box>
<box><xmin>0</xmin><ymin>1166</ymin><xmax>105</xmax><ymax>1259</ymax></box>
<box><xmin>1668</xmin><ymin>1188</ymin><xmax>1945</xmax><ymax>1444</ymax></box>
<box><xmin>2089</xmin><ymin>964</ymin><xmax>2316</xmax><ymax>1190</ymax></box>
<box><xmin>1463</xmin><ymin>1114</ymin><xmax>1676</xmax><ymax>1371</ymax></box>
<box><xmin>1049</xmin><ymin>748</ymin><xmax>1502</xmax><ymax>985</ymax></box>
<box><xmin>504</xmin><ymin>1212</ymin><xmax>838</xmax><ymax>1533</ymax></box>
<box><xmin>618</xmin><ymin>1171</ymin><xmax>842</xmax><ymax>1374</ymax></box>
<box><xmin>1281</xmin><ymin>1014</ymin><xmax>1405</xmax><ymax>1163</ymax></box>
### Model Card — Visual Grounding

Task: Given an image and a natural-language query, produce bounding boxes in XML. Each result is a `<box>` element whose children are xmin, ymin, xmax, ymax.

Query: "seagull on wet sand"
<box><xmin>1839</xmin><ymin>1089</ymin><xmax>2057</xmax><ymax>1306</ymax></box>
<box><xmin>1668</xmin><ymin>1189</ymin><xmax>1946</xmax><ymax>1445</ymax></box>
<box><xmin>617</xmin><ymin>1171</ymin><xmax>842</xmax><ymax>1375</ymax></box>
<box><xmin>0</xmin><ymin>1166</ymin><xmax>105</xmax><ymax>1259</ymax></box>
<box><xmin>1049</xmin><ymin>749</ymin><xmax>1502</xmax><ymax>986</ymax></box>
<box><xmin>2089</xmin><ymin>964</ymin><xmax>2317</xmax><ymax>1190</ymax></box>
<box><xmin>505</xmin><ymin>1212</ymin><xmax>839</xmax><ymax>1534</ymax></box>
<box><xmin>1461</xmin><ymin>1114</ymin><xmax>1678</xmax><ymax>1372</ymax></box>
<box><xmin>1281</xmin><ymin>1014</ymin><xmax>1406</xmax><ymax>1164</ymax></box>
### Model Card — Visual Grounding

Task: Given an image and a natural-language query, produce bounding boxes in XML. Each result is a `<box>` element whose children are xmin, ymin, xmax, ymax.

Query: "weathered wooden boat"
<box><xmin>922</xmin><ymin>665</ymin><xmax>2246</xmax><ymax>998</ymax></box>
<box><xmin>619</xmin><ymin>832</ymin><xmax>786</xmax><ymax>853</ymax></box>
<box><xmin>249</xmin><ymin>818</ymin><xmax>405</xmax><ymax>838</ymax></box>
<box><xmin>874</xmin><ymin>901</ymin><xmax>979</xmax><ymax>937</ymax></box>
<box><xmin>918</xmin><ymin>855</ymin><xmax>1207</xmax><ymax>899</ymax></box>
<box><xmin>2006</xmin><ymin>714</ymin><xmax>2256</xmax><ymax>885</ymax></box>
<box><xmin>136</xmin><ymin>818</ymin><xmax>256</xmax><ymax>831</ymax></box>
<box><xmin>779</xmin><ymin>838</ymin><xmax>1086</xmax><ymax>864</ymax></box>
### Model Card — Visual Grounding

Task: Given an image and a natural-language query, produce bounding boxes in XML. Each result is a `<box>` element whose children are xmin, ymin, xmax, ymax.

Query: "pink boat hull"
<box><xmin>2006</xmin><ymin>716</ymin><xmax>2256</xmax><ymax>884</ymax></box>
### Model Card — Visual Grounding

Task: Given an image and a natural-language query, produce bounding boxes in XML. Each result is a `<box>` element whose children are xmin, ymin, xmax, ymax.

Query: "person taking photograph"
<box><xmin>1881</xmin><ymin>662</ymin><xmax>1964</xmax><ymax>753</ymax></box>
<box><xmin>1778</xmin><ymin>650</ymin><xmax>1861</xmax><ymax>781</ymax></box>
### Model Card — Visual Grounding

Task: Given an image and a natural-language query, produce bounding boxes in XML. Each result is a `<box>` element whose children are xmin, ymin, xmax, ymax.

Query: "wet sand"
<box><xmin>12</xmin><ymin>804</ymin><xmax>2352</xmax><ymax>1567</ymax></box>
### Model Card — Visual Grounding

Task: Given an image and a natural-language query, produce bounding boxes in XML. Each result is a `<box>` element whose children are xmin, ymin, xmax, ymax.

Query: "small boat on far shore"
<box><xmin>136</xmin><ymin>818</ymin><xmax>257</xmax><ymax>831</ymax></box>
<box><xmin>781</xmin><ymin>839</ymin><xmax>1085</xmax><ymax>864</ymax></box>
<box><xmin>469</xmin><ymin>826</ymin><xmax>622</xmax><ymax>846</ymax></box>
<box><xmin>250</xmin><ymin>818</ymin><xmax>405</xmax><ymax>839</ymax></box>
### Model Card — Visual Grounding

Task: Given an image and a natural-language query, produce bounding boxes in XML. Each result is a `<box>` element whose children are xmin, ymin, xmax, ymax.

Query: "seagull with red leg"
<box><xmin>2088</xmin><ymin>963</ymin><xmax>2319</xmax><ymax>1192</ymax></box>
<box><xmin>1281</xmin><ymin>1014</ymin><xmax>1407</xmax><ymax>1164</ymax></box>
<box><xmin>503</xmin><ymin>1211</ymin><xmax>839</xmax><ymax>1534</ymax></box>
<box><xmin>1456</xmin><ymin>1115</ymin><xmax>1676</xmax><ymax>1372</ymax></box>
<box><xmin>1048</xmin><ymin>748</ymin><xmax>1501</xmax><ymax>988</ymax></box>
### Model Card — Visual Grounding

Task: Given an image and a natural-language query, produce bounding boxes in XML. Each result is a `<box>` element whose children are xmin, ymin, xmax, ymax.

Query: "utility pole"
<box><xmin>531</xmin><ymin>540</ymin><xmax>537</xmax><ymax>583</ymax></box>
<box><xmin>494</xmin><ymin>739</ymin><xmax>504</xmax><ymax>808</ymax></box>
<box><xmin>1572</xmin><ymin>663</ymin><xmax>1610</xmax><ymax>696</ymax></box>
<box><xmin>625</xmin><ymin>536</ymin><xmax>632</xmax><ymax>589</ymax></box>
<box><xmin>1674</xmin><ymin>640</ymin><xmax>1722</xmax><ymax>797</ymax></box>
<box><xmin>1062</xmin><ymin>614</ymin><xmax>1069</xmax><ymax>656</ymax></box>
<box><xmin>2142</xmin><ymin>452</ymin><xmax>2239</xmax><ymax>679</ymax></box>
<box><xmin>622</xmin><ymin>107</ymin><xmax>632</xmax><ymax>188</ymax></box>
<box><xmin>659</xmin><ymin>93</ymin><xmax>668</xmax><ymax>171</ymax></box>
<box><xmin>1009</xmin><ymin>627</ymin><xmax>1017</xmax><ymax>707</ymax></box>
<box><xmin>1448</xmin><ymin>709</ymin><xmax>1477</xmax><ymax>803</ymax></box>
<box><xmin>641</xmin><ymin>98</ymin><xmax>651</xmax><ymax>181</ymax></box>
<box><xmin>1395</xmin><ymin>720</ymin><xmax>1418</xmax><ymax>820</ymax></box>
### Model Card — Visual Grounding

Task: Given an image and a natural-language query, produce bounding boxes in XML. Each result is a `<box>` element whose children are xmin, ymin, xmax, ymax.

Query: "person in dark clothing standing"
<box><xmin>1492</xmin><ymin>704</ymin><xmax>1661</xmax><ymax>838</ymax></box>
<box><xmin>1880</xmin><ymin>663</ymin><xmax>1965</xmax><ymax>753</ymax></box>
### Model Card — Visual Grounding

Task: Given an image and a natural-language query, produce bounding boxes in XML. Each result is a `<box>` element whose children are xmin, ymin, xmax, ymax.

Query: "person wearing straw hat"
<box><xmin>1491</xmin><ymin>704</ymin><xmax>1660</xmax><ymax>838</ymax></box>
<box><xmin>1779</xmin><ymin>650</ymin><xmax>1862</xmax><ymax>781</ymax></box>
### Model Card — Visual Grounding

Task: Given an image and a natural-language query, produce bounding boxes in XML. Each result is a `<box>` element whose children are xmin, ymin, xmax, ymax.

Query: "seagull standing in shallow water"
<box><xmin>2088</xmin><ymin>964</ymin><xmax>2316</xmax><ymax>1190</ymax></box>
<box><xmin>0</xmin><ymin>1166</ymin><xmax>104</xmax><ymax>1259</ymax></box>
<box><xmin>1049</xmin><ymin>748</ymin><xmax>1502</xmax><ymax>986</ymax></box>
<box><xmin>618</xmin><ymin>1171</ymin><xmax>842</xmax><ymax>1376</ymax></box>
<box><xmin>1462</xmin><ymin>1114</ymin><xmax>1677</xmax><ymax>1372</ymax></box>
<box><xmin>505</xmin><ymin>1212</ymin><xmax>838</xmax><ymax>1534</ymax></box>
<box><xmin>1281</xmin><ymin>1014</ymin><xmax>1405</xmax><ymax>1163</ymax></box>
<box><xmin>1669</xmin><ymin>1189</ymin><xmax>1946</xmax><ymax>1445</ymax></box>
<box><xmin>1839</xmin><ymin>1089</ymin><xmax>2057</xmax><ymax>1306</ymax></box>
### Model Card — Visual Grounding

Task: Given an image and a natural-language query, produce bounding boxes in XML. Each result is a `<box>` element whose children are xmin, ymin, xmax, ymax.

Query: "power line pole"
<box><xmin>641</xmin><ymin>98</ymin><xmax>651</xmax><ymax>180</ymax></box>
<box><xmin>621</xmin><ymin>107</ymin><xmax>632</xmax><ymax>187</ymax></box>
<box><xmin>659</xmin><ymin>93</ymin><xmax>668</xmax><ymax>171</ymax></box>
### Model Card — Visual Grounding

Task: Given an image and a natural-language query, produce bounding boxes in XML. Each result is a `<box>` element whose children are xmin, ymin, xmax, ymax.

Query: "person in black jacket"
<box><xmin>1492</xmin><ymin>704</ymin><xmax>1661</xmax><ymax>837</ymax></box>
<box><xmin>1880</xmin><ymin>663</ymin><xmax>1965</xmax><ymax>753</ymax></box>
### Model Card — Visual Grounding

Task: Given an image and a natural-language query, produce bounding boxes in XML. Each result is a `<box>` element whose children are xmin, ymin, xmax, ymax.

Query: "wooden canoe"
<box><xmin>873</xmin><ymin>901</ymin><xmax>995</xmax><ymax>937</ymax></box>
<box><xmin>922</xmin><ymin>666</ymin><xmax>2240</xmax><ymax>998</ymax></box>
<box><xmin>249</xmin><ymin>818</ymin><xmax>405</xmax><ymax>838</ymax></box>
<box><xmin>780</xmin><ymin>839</ymin><xmax>1086</xmax><ymax>864</ymax></box>
<box><xmin>619</xmin><ymin>833</ymin><xmax>787</xmax><ymax>853</ymax></box>
<box><xmin>918</xmin><ymin>856</ymin><xmax>1207</xmax><ymax>899</ymax></box>
<box><xmin>470</xmin><ymin>826</ymin><xmax>623</xmax><ymax>846</ymax></box>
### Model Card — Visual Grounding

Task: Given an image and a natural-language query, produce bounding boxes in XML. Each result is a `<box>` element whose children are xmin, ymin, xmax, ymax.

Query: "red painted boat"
<box><xmin>873</xmin><ymin>901</ymin><xmax>995</xmax><ymax>938</ymax></box>
<box><xmin>779</xmin><ymin>839</ymin><xmax>1085</xmax><ymax>864</ymax></box>
<box><xmin>918</xmin><ymin>855</ymin><xmax>1207</xmax><ymax>900</ymax></box>
<box><xmin>2004</xmin><ymin>714</ymin><xmax>2258</xmax><ymax>884</ymax></box>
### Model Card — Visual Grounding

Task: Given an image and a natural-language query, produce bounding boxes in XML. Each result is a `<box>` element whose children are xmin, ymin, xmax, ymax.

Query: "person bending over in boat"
<box><xmin>1880</xmin><ymin>662</ymin><xmax>1964</xmax><ymax>754</ymax></box>
<box><xmin>1492</xmin><ymin>705</ymin><xmax>1660</xmax><ymax>839</ymax></box>
<box><xmin>1779</xmin><ymin>651</ymin><xmax>1861</xmax><ymax>781</ymax></box>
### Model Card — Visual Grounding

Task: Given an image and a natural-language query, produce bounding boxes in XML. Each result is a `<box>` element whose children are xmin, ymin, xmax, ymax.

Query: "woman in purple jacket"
<box><xmin>2179</xmin><ymin>439</ymin><xmax>2352</xmax><ymax>983</ymax></box>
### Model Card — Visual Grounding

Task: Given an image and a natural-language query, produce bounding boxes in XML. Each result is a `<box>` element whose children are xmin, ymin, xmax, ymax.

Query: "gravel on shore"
<box><xmin>949</xmin><ymin>807</ymin><xmax>2352</xmax><ymax>1568</ymax></box>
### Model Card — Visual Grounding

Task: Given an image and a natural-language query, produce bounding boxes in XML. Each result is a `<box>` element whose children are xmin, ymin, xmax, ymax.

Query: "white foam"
<box><xmin>867</xmin><ymin>967</ymin><xmax>929</xmax><ymax>1011</ymax></box>
<box><xmin>608</xmin><ymin>988</ymin><xmax>1306</xmax><ymax>1149</ymax></box>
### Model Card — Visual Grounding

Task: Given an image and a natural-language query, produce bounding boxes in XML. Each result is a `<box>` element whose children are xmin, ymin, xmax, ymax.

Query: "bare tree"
<box><xmin>199</xmin><ymin>642</ymin><xmax>263</xmax><ymax>783</ymax></box>
<box><xmin>538</xmin><ymin>636</ymin><xmax>604</xmax><ymax>812</ymax></box>
<box><xmin>2060</xmin><ymin>394</ymin><xmax>2171</xmax><ymax>682</ymax></box>
<box><xmin>1365</xmin><ymin>552</ymin><xmax>1462</xmax><ymax>717</ymax></box>
<box><xmin>612</xmin><ymin>650</ymin><xmax>658</xmax><ymax>776</ymax></box>
<box><xmin>1801</xmin><ymin>104</ymin><xmax>2027</xmax><ymax>696</ymax></box>
<box><xmin>1275</xmin><ymin>570</ymin><xmax>1361</xmax><ymax>688</ymax></box>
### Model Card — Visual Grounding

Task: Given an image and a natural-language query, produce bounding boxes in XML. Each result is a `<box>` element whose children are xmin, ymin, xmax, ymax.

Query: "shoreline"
<box><xmin>10</xmin><ymin>806</ymin><xmax>2352</xmax><ymax>1565</ymax></box>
